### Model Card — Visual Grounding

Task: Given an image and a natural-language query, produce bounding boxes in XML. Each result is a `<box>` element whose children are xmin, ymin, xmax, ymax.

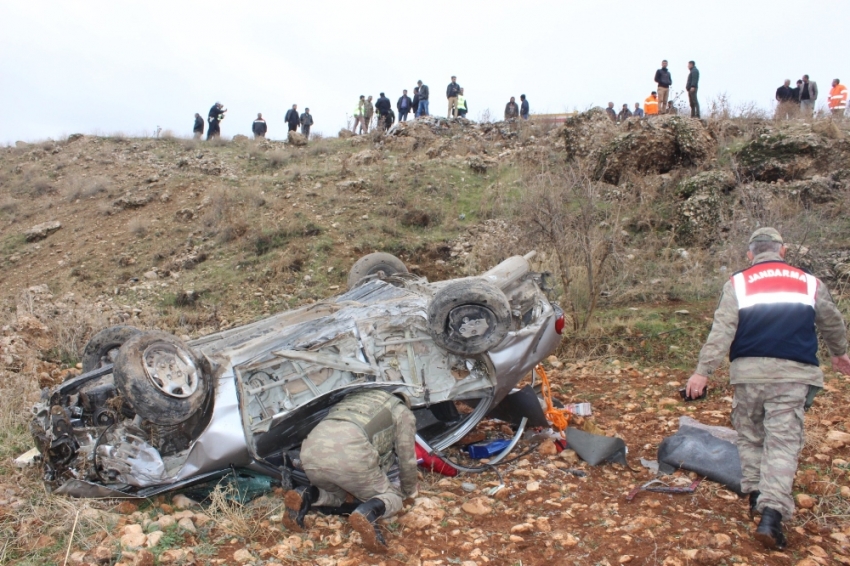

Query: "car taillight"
<box><xmin>553</xmin><ymin>305</ymin><xmax>565</xmax><ymax>335</ymax></box>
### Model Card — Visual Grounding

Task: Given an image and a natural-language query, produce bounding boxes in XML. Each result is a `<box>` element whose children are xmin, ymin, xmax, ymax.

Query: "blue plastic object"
<box><xmin>467</xmin><ymin>439</ymin><xmax>512</xmax><ymax>459</ymax></box>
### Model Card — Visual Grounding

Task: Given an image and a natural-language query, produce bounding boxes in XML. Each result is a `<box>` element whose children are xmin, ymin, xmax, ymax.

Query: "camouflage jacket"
<box><xmin>696</xmin><ymin>251</ymin><xmax>848</xmax><ymax>386</ymax></box>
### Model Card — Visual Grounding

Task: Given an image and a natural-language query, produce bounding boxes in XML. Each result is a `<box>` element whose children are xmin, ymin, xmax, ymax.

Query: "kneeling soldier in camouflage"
<box><xmin>686</xmin><ymin>228</ymin><xmax>850</xmax><ymax>549</ymax></box>
<box><xmin>283</xmin><ymin>389</ymin><xmax>418</xmax><ymax>553</ymax></box>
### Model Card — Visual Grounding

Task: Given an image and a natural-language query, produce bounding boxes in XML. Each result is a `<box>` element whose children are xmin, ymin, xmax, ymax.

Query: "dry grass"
<box><xmin>128</xmin><ymin>216</ymin><xmax>149</xmax><ymax>237</ymax></box>
<box><xmin>206</xmin><ymin>483</ymin><xmax>281</xmax><ymax>540</ymax></box>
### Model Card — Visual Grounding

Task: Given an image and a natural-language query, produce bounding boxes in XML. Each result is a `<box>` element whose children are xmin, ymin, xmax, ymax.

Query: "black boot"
<box><xmin>283</xmin><ymin>485</ymin><xmax>318</xmax><ymax>532</ymax></box>
<box><xmin>314</xmin><ymin>501</ymin><xmax>361</xmax><ymax>516</ymax></box>
<box><xmin>754</xmin><ymin>507</ymin><xmax>786</xmax><ymax>550</ymax></box>
<box><xmin>748</xmin><ymin>491</ymin><xmax>760</xmax><ymax>520</ymax></box>
<box><xmin>349</xmin><ymin>498</ymin><xmax>388</xmax><ymax>553</ymax></box>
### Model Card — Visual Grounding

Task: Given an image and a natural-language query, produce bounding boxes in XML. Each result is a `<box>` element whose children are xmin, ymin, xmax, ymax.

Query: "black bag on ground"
<box><xmin>657</xmin><ymin>425</ymin><xmax>743</xmax><ymax>494</ymax></box>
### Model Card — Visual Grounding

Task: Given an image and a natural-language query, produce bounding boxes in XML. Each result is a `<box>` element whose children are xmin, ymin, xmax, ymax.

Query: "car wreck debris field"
<box><xmin>3</xmin><ymin>113</ymin><xmax>850</xmax><ymax>565</ymax></box>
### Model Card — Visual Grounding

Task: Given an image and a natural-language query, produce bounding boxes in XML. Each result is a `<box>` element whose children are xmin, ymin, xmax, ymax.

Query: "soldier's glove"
<box><xmin>804</xmin><ymin>385</ymin><xmax>822</xmax><ymax>412</ymax></box>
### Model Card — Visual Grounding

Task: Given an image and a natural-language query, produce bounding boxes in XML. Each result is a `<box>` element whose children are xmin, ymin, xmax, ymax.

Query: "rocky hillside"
<box><xmin>2</xmin><ymin>113</ymin><xmax>850</xmax><ymax>564</ymax></box>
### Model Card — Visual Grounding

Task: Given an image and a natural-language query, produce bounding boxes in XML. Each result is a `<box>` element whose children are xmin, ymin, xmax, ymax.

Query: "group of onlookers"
<box><xmin>603</xmin><ymin>60</ymin><xmax>700</xmax><ymax>123</ymax></box>
<box><xmin>192</xmin><ymin>102</ymin><xmax>315</xmax><ymax>140</ymax></box>
<box><xmin>775</xmin><ymin>76</ymin><xmax>847</xmax><ymax>119</ymax></box>
<box><xmin>351</xmin><ymin>77</ymin><xmax>478</xmax><ymax>134</ymax></box>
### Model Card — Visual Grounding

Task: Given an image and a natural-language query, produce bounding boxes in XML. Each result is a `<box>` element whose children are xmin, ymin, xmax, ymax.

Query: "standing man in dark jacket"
<box><xmin>397</xmin><ymin>90</ymin><xmax>413</xmax><ymax>122</ymax></box>
<box><xmin>193</xmin><ymin>113</ymin><xmax>204</xmax><ymax>139</ymax></box>
<box><xmin>520</xmin><ymin>94</ymin><xmax>529</xmax><ymax>119</ymax></box>
<box><xmin>285</xmin><ymin>104</ymin><xmax>300</xmax><ymax>132</ymax></box>
<box><xmin>207</xmin><ymin>102</ymin><xmax>226</xmax><ymax>140</ymax></box>
<box><xmin>446</xmin><ymin>76</ymin><xmax>461</xmax><ymax>118</ymax></box>
<box><xmin>300</xmin><ymin>108</ymin><xmax>313</xmax><ymax>138</ymax></box>
<box><xmin>504</xmin><ymin>97</ymin><xmax>519</xmax><ymax>120</ymax></box>
<box><xmin>411</xmin><ymin>87</ymin><xmax>421</xmax><ymax>118</ymax></box>
<box><xmin>654</xmin><ymin>60</ymin><xmax>673</xmax><ymax>113</ymax></box>
<box><xmin>617</xmin><ymin>104</ymin><xmax>632</xmax><ymax>122</ymax></box>
<box><xmin>799</xmin><ymin>74</ymin><xmax>818</xmax><ymax>117</ymax></box>
<box><xmin>775</xmin><ymin>80</ymin><xmax>795</xmax><ymax>119</ymax></box>
<box><xmin>686</xmin><ymin>61</ymin><xmax>700</xmax><ymax>118</ymax></box>
<box><xmin>252</xmin><ymin>113</ymin><xmax>267</xmax><ymax>139</ymax></box>
<box><xmin>416</xmin><ymin>80</ymin><xmax>429</xmax><ymax>117</ymax></box>
<box><xmin>375</xmin><ymin>92</ymin><xmax>391</xmax><ymax>130</ymax></box>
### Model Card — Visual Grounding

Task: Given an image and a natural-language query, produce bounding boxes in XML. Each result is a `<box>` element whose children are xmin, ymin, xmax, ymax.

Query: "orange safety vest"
<box><xmin>644</xmin><ymin>96</ymin><xmax>659</xmax><ymax>115</ymax></box>
<box><xmin>829</xmin><ymin>84</ymin><xmax>848</xmax><ymax>109</ymax></box>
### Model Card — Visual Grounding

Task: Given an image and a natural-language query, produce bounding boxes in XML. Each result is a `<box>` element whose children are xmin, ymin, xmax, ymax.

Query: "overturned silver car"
<box><xmin>30</xmin><ymin>252</ymin><xmax>563</xmax><ymax>497</ymax></box>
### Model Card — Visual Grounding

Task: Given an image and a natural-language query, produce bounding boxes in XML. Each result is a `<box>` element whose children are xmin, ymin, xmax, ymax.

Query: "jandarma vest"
<box><xmin>729</xmin><ymin>261</ymin><xmax>819</xmax><ymax>366</ymax></box>
<box><xmin>325</xmin><ymin>389</ymin><xmax>400</xmax><ymax>469</ymax></box>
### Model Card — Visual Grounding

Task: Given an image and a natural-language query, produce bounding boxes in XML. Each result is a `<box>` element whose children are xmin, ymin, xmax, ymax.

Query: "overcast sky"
<box><xmin>2</xmin><ymin>0</ymin><xmax>848</xmax><ymax>144</ymax></box>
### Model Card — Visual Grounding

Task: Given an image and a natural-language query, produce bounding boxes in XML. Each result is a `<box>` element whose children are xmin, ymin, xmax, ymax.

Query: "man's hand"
<box><xmin>686</xmin><ymin>373</ymin><xmax>708</xmax><ymax>398</ymax></box>
<box><xmin>832</xmin><ymin>354</ymin><xmax>850</xmax><ymax>376</ymax></box>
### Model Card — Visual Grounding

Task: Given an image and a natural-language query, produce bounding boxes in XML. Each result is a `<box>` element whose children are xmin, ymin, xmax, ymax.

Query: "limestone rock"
<box><xmin>796</xmin><ymin>493</ymin><xmax>817</xmax><ymax>509</ymax></box>
<box><xmin>399</xmin><ymin>497</ymin><xmax>446</xmax><ymax>528</ymax></box>
<box><xmin>460</xmin><ymin>497</ymin><xmax>492</xmax><ymax>516</ymax></box>
<box><xmin>233</xmin><ymin>548</ymin><xmax>255</xmax><ymax>563</ymax></box>
<box><xmin>172</xmin><ymin>494</ymin><xmax>197</xmax><ymax>509</ymax></box>
<box><xmin>24</xmin><ymin>220</ymin><xmax>62</xmax><ymax>242</ymax></box>
<box><xmin>288</xmin><ymin>131</ymin><xmax>308</xmax><ymax>146</ymax></box>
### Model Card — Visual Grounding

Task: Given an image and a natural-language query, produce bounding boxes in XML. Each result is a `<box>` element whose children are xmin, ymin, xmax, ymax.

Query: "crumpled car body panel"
<box><xmin>31</xmin><ymin>254</ymin><xmax>561</xmax><ymax>497</ymax></box>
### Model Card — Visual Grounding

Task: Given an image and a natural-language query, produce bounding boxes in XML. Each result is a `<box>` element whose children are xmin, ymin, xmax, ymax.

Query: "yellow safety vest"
<box><xmin>457</xmin><ymin>95</ymin><xmax>466</xmax><ymax>110</ymax></box>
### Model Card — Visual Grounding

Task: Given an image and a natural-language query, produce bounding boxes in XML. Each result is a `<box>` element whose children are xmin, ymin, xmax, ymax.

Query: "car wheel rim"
<box><xmin>142</xmin><ymin>343</ymin><xmax>199</xmax><ymax>398</ymax></box>
<box><xmin>447</xmin><ymin>305</ymin><xmax>496</xmax><ymax>341</ymax></box>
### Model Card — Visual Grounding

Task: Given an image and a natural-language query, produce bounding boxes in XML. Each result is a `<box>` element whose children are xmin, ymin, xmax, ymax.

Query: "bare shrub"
<box><xmin>64</xmin><ymin>176</ymin><xmax>112</xmax><ymax>201</ymax></box>
<box><xmin>266</xmin><ymin>150</ymin><xmax>289</xmax><ymax>169</ymax></box>
<box><xmin>515</xmin><ymin>160</ymin><xmax>624</xmax><ymax>331</ymax></box>
<box><xmin>0</xmin><ymin>196</ymin><xmax>20</xmax><ymax>217</ymax></box>
<box><xmin>127</xmin><ymin>217</ymin><xmax>149</xmax><ymax>237</ymax></box>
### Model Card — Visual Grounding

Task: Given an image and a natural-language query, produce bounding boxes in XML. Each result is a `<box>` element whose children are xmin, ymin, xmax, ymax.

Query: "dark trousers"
<box><xmin>288</xmin><ymin>123</ymin><xmax>298</xmax><ymax>132</ymax></box>
<box><xmin>689</xmin><ymin>88</ymin><xmax>700</xmax><ymax>118</ymax></box>
<box><xmin>207</xmin><ymin>122</ymin><xmax>220</xmax><ymax>140</ymax></box>
<box><xmin>399</xmin><ymin>110</ymin><xmax>409</xmax><ymax>122</ymax></box>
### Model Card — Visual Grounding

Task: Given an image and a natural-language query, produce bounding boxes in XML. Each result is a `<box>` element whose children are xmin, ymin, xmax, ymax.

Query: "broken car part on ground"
<box><xmin>30</xmin><ymin>252</ymin><xmax>563</xmax><ymax>497</ymax></box>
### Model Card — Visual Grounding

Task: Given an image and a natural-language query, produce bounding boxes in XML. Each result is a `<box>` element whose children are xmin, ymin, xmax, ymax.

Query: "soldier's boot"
<box><xmin>349</xmin><ymin>498</ymin><xmax>388</xmax><ymax>553</ymax></box>
<box><xmin>754</xmin><ymin>507</ymin><xmax>786</xmax><ymax>550</ymax></box>
<box><xmin>748</xmin><ymin>491</ymin><xmax>760</xmax><ymax>520</ymax></box>
<box><xmin>314</xmin><ymin>502</ymin><xmax>361</xmax><ymax>516</ymax></box>
<box><xmin>283</xmin><ymin>485</ymin><xmax>318</xmax><ymax>532</ymax></box>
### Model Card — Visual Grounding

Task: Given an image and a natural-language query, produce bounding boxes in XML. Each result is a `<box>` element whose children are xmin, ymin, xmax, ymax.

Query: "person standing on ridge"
<box><xmin>363</xmin><ymin>96</ymin><xmax>375</xmax><ymax>132</ymax></box>
<box><xmin>193</xmin><ymin>113</ymin><xmax>204</xmax><ymax>139</ymax></box>
<box><xmin>446</xmin><ymin>76</ymin><xmax>461</xmax><ymax>118</ymax></box>
<box><xmin>416</xmin><ymin>81</ymin><xmax>429</xmax><ymax>117</ymax></box>
<box><xmin>655</xmin><ymin>60</ymin><xmax>672</xmax><ymax>113</ymax></box>
<box><xmin>633</xmin><ymin>102</ymin><xmax>644</xmax><ymax>118</ymax></box>
<box><xmin>799</xmin><ymin>75</ymin><xmax>818</xmax><ymax>117</ymax></box>
<box><xmin>686</xmin><ymin>227</ymin><xmax>850</xmax><ymax>550</ymax></box>
<box><xmin>828</xmin><ymin>78</ymin><xmax>847</xmax><ymax>118</ymax></box>
<box><xmin>283</xmin><ymin>389</ymin><xmax>418</xmax><ymax>554</ymax></box>
<box><xmin>457</xmin><ymin>88</ymin><xmax>468</xmax><ymax>118</ymax></box>
<box><xmin>207</xmin><ymin>102</ymin><xmax>226</xmax><ymax>140</ymax></box>
<box><xmin>397</xmin><ymin>89</ymin><xmax>413</xmax><ymax>122</ymax></box>
<box><xmin>686</xmin><ymin>61</ymin><xmax>700</xmax><ymax>118</ymax></box>
<box><xmin>617</xmin><ymin>103</ymin><xmax>632</xmax><ymax>121</ymax></box>
<box><xmin>775</xmin><ymin>79</ymin><xmax>795</xmax><ymax>119</ymax></box>
<box><xmin>644</xmin><ymin>92</ymin><xmax>659</xmax><ymax>115</ymax></box>
<box><xmin>605</xmin><ymin>102</ymin><xmax>617</xmax><ymax>121</ymax></box>
<box><xmin>375</xmin><ymin>92</ymin><xmax>391</xmax><ymax>130</ymax></box>
<box><xmin>411</xmin><ymin>87</ymin><xmax>421</xmax><ymax>118</ymax></box>
<box><xmin>353</xmin><ymin>96</ymin><xmax>366</xmax><ymax>134</ymax></box>
<box><xmin>300</xmin><ymin>108</ymin><xmax>313</xmax><ymax>138</ymax></box>
<box><xmin>252</xmin><ymin>113</ymin><xmax>267</xmax><ymax>139</ymax></box>
<box><xmin>504</xmin><ymin>96</ymin><xmax>519</xmax><ymax>120</ymax></box>
<box><xmin>520</xmin><ymin>94</ymin><xmax>529</xmax><ymax>120</ymax></box>
<box><xmin>285</xmin><ymin>104</ymin><xmax>300</xmax><ymax>132</ymax></box>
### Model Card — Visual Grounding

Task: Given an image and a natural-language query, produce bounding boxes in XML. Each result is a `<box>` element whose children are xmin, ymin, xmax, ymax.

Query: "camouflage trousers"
<box><xmin>300</xmin><ymin>420</ymin><xmax>402</xmax><ymax>517</ymax></box>
<box><xmin>732</xmin><ymin>382</ymin><xmax>807</xmax><ymax>520</ymax></box>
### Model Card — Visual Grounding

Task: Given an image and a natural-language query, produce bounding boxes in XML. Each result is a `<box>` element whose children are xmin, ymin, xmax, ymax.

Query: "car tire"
<box><xmin>114</xmin><ymin>331</ymin><xmax>210</xmax><ymax>426</ymax></box>
<box><xmin>347</xmin><ymin>252</ymin><xmax>408</xmax><ymax>289</ymax></box>
<box><xmin>82</xmin><ymin>326</ymin><xmax>142</xmax><ymax>373</ymax></box>
<box><xmin>427</xmin><ymin>279</ymin><xmax>512</xmax><ymax>356</ymax></box>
